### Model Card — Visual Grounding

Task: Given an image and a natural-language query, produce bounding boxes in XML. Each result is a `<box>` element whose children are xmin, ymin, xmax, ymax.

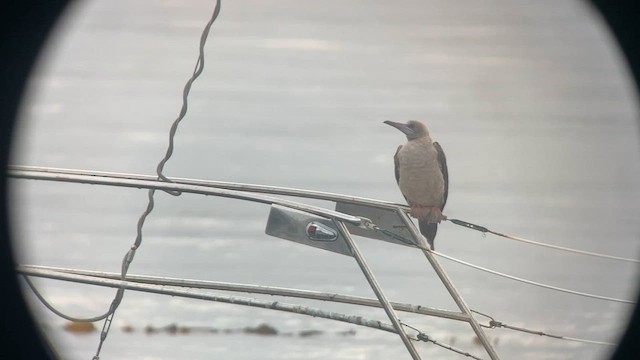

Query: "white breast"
<box><xmin>397</xmin><ymin>138</ymin><xmax>445</xmax><ymax>206</ymax></box>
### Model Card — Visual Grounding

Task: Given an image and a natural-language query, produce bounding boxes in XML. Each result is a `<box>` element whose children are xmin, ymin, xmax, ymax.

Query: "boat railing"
<box><xmin>9</xmin><ymin>164</ymin><xmax>500</xmax><ymax>360</ymax></box>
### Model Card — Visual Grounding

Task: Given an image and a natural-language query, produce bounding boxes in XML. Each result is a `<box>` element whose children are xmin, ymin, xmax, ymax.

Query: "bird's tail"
<box><xmin>418</xmin><ymin>219</ymin><xmax>437</xmax><ymax>250</ymax></box>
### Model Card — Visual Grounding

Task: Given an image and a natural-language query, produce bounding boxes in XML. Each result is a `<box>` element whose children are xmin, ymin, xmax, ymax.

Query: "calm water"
<box><xmin>9</xmin><ymin>0</ymin><xmax>640</xmax><ymax>359</ymax></box>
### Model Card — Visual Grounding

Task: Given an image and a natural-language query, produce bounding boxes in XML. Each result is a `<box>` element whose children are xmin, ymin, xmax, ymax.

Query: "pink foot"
<box><xmin>409</xmin><ymin>205</ymin><xmax>446</xmax><ymax>224</ymax></box>
<box><xmin>427</xmin><ymin>207</ymin><xmax>446</xmax><ymax>224</ymax></box>
<box><xmin>410</xmin><ymin>205</ymin><xmax>428</xmax><ymax>220</ymax></box>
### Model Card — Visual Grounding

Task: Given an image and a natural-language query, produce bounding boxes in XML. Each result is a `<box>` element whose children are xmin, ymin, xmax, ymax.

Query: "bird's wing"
<box><xmin>393</xmin><ymin>145</ymin><xmax>402</xmax><ymax>185</ymax></box>
<box><xmin>434</xmin><ymin>142</ymin><xmax>448</xmax><ymax>209</ymax></box>
<box><xmin>393</xmin><ymin>145</ymin><xmax>411</xmax><ymax>204</ymax></box>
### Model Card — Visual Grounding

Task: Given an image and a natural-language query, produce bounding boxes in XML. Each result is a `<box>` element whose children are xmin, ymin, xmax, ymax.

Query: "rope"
<box><xmin>447</xmin><ymin>219</ymin><xmax>639</xmax><ymax>264</ymax></box>
<box><xmin>471</xmin><ymin>310</ymin><xmax>617</xmax><ymax>347</ymax></box>
<box><xmin>22</xmin><ymin>276</ymin><xmax>111</xmax><ymax>322</ymax></box>
<box><xmin>90</xmin><ymin>3</ymin><xmax>222</xmax><ymax>358</ymax></box>
<box><xmin>13</xmin><ymin>2</ymin><xmax>222</xmax><ymax>359</ymax></box>
<box><xmin>154</xmin><ymin>0</ymin><xmax>220</xmax><ymax>192</ymax></box>
<box><xmin>433</xmin><ymin>251</ymin><xmax>635</xmax><ymax>304</ymax></box>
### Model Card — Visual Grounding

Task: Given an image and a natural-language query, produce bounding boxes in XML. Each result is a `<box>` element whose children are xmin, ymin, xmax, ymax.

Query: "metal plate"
<box><xmin>265</xmin><ymin>205</ymin><xmax>353</xmax><ymax>256</ymax></box>
<box><xmin>335</xmin><ymin>202</ymin><xmax>417</xmax><ymax>247</ymax></box>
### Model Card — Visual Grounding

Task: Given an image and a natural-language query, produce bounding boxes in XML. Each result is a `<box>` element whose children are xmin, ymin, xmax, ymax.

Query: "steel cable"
<box><xmin>433</xmin><ymin>251</ymin><xmax>635</xmax><ymax>304</ymax></box>
<box><xmin>447</xmin><ymin>218</ymin><xmax>639</xmax><ymax>264</ymax></box>
<box><xmin>471</xmin><ymin>309</ymin><xmax>617</xmax><ymax>346</ymax></box>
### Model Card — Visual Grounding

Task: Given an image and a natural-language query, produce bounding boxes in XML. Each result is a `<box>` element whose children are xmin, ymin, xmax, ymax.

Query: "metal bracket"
<box><xmin>335</xmin><ymin>202</ymin><xmax>417</xmax><ymax>247</ymax></box>
<box><xmin>265</xmin><ymin>205</ymin><xmax>352</xmax><ymax>256</ymax></box>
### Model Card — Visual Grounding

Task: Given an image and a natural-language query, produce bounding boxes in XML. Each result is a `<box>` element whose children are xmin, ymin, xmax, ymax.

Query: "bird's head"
<box><xmin>383</xmin><ymin>120</ymin><xmax>429</xmax><ymax>140</ymax></box>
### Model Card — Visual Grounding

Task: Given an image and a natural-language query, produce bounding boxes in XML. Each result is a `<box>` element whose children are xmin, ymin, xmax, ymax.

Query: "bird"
<box><xmin>383</xmin><ymin>120</ymin><xmax>448</xmax><ymax>250</ymax></box>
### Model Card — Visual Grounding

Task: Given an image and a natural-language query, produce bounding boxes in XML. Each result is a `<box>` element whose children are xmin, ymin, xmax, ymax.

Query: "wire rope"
<box><xmin>433</xmin><ymin>251</ymin><xmax>635</xmax><ymax>304</ymax></box>
<box><xmin>447</xmin><ymin>219</ymin><xmax>639</xmax><ymax>264</ymax></box>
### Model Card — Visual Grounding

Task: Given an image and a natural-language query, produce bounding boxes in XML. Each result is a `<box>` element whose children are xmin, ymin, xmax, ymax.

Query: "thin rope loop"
<box><xmin>23</xmin><ymin>276</ymin><xmax>112</xmax><ymax>323</ymax></box>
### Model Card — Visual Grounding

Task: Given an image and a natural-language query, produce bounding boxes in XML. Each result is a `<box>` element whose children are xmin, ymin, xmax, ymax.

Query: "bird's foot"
<box><xmin>410</xmin><ymin>205</ymin><xmax>446</xmax><ymax>224</ymax></box>
<box><xmin>410</xmin><ymin>205</ymin><xmax>429</xmax><ymax>220</ymax></box>
<box><xmin>427</xmin><ymin>207</ymin><xmax>447</xmax><ymax>224</ymax></box>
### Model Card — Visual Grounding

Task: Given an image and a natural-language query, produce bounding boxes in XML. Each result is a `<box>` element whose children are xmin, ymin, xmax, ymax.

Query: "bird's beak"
<box><xmin>383</xmin><ymin>120</ymin><xmax>414</xmax><ymax>136</ymax></box>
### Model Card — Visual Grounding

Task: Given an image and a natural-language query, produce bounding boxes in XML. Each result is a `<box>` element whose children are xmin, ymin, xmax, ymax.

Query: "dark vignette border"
<box><xmin>0</xmin><ymin>1</ymin><xmax>637</xmax><ymax>359</ymax></box>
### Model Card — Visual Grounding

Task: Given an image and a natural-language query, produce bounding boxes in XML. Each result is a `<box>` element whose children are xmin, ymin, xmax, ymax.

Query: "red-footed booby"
<box><xmin>384</xmin><ymin>120</ymin><xmax>448</xmax><ymax>250</ymax></box>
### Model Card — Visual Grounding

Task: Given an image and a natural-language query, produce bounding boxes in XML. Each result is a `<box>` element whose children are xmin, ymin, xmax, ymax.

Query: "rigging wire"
<box><xmin>447</xmin><ymin>218</ymin><xmax>639</xmax><ymax>264</ymax></box>
<box><xmin>401</xmin><ymin>322</ymin><xmax>485</xmax><ymax>360</ymax></box>
<box><xmin>371</xmin><ymin>226</ymin><xmax>635</xmax><ymax>304</ymax></box>
<box><xmin>433</xmin><ymin>251</ymin><xmax>635</xmax><ymax>304</ymax></box>
<box><xmin>364</xmin><ymin>225</ymin><xmax>630</xmax><ymax>347</ymax></box>
<box><xmin>470</xmin><ymin>310</ymin><xmax>617</xmax><ymax>347</ymax></box>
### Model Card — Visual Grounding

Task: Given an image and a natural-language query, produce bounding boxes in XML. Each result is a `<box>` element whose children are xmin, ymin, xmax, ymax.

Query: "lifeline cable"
<box><xmin>401</xmin><ymin>322</ymin><xmax>485</xmax><ymax>360</ymax></box>
<box><xmin>470</xmin><ymin>309</ymin><xmax>617</xmax><ymax>346</ymax></box>
<box><xmin>20</xmin><ymin>264</ymin><xmax>483</xmax><ymax>359</ymax></box>
<box><xmin>371</xmin><ymin>223</ymin><xmax>635</xmax><ymax>304</ymax></box>
<box><xmin>22</xmin><ymin>264</ymin><xmax>617</xmax><ymax>350</ymax></box>
<box><xmin>447</xmin><ymin>218</ymin><xmax>639</xmax><ymax>264</ymax></box>
<box><xmin>433</xmin><ymin>251</ymin><xmax>635</xmax><ymax>304</ymax></box>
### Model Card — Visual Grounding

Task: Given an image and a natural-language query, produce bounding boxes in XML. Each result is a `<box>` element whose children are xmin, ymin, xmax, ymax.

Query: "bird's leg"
<box><xmin>410</xmin><ymin>205</ymin><xmax>447</xmax><ymax>224</ymax></box>
<box><xmin>409</xmin><ymin>205</ymin><xmax>429</xmax><ymax>220</ymax></box>
<box><xmin>427</xmin><ymin>207</ymin><xmax>447</xmax><ymax>224</ymax></box>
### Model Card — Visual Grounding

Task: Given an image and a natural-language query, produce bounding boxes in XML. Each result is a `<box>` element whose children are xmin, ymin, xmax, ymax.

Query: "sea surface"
<box><xmin>9</xmin><ymin>0</ymin><xmax>640</xmax><ymax>359</ymax></box>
